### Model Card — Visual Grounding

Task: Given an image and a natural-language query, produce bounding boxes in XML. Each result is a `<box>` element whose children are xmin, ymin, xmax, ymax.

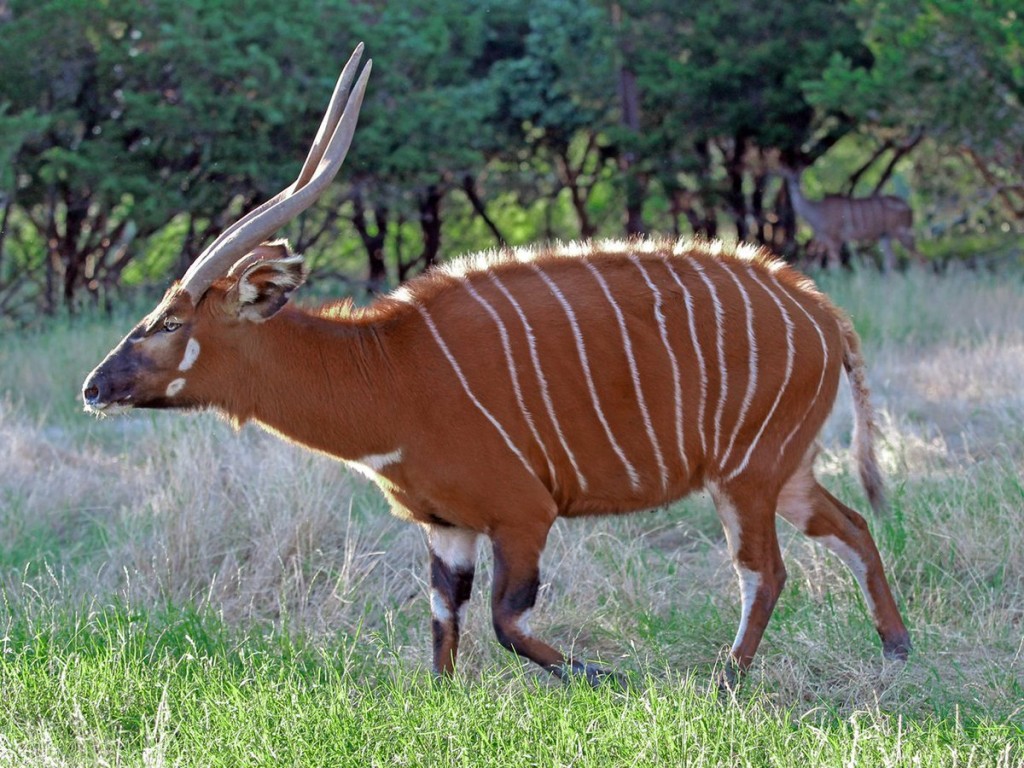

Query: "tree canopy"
<box><xmin>0</xmin><ymin>0</ymin><xmax>1020</xmax><ymax>319</ymax></box>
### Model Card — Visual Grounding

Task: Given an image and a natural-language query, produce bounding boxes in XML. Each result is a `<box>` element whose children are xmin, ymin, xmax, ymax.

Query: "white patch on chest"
<box><xmin>178</xmin><ymin>338</ymin><xmax>201</xmax><ymax>371</ymax></box>
<box><xmin>347</xmin><ymin>448</ymin><xmax>403</xmax><ymax>483</ymax></box>
<box><xmin>165</xmin><ymin>378</ymin><xmax>186</xmax><ymax>398</ymax></box>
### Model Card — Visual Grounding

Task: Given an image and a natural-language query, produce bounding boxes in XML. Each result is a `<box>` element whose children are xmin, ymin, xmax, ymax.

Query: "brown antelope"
<box><xmin>783</xmin><ymin>166</ymin><xmax>920</xmax><ymax>272</ymax></box>
<box><xmin>83</xmin><ymin>46</ymin><xmax>910</xmax><ymax>687</ymax></box>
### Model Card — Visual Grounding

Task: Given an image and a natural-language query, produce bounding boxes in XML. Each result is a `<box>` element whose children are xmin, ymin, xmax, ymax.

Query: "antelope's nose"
<box><xmin>82</xmin><ymin>374</ymin><xmax>105</xmax><ymax>406</ymax></box>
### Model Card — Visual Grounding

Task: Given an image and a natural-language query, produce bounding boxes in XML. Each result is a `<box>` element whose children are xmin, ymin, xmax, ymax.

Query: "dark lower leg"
<box><xmin>813</xmin><ymin>485</ymin><xmax>911</xmax><ymax>659</ymax></box>
<box><xmin>430</xmin><ymin>552</ymin><xmax>475</xmax><ymax>675</ymax></box>
<box><xmin>490</xmin><ymin>531</ymin><xmax>618</xmax><ymax>686</ymax></box>
<box><xmin>426</xmin><ymin>526</ymin><xmax>479</xmax><ymax>676</ymax></box>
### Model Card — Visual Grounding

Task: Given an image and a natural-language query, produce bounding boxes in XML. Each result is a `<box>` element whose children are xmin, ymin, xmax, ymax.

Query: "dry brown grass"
<box><xmin>1</xmin><ymin>266</ymin><xmax>1021</xmax><ymax>716</ymax></box>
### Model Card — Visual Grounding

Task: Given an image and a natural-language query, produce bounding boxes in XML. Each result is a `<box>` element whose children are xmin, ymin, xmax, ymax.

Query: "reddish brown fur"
<box><xmin>83</xmin><ymin>237</ymin><xmax>910</xmax><ymax>685</ymax></box>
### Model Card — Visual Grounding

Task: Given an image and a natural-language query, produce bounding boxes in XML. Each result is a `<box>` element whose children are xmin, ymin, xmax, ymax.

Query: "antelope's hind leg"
<box><xmin>776</xmin><ymin>462</ymin><xmax>911</xmax><ymax>660</ymax></box>
<box><xmin>426</xmin><ymin>525</ymin><xmax>480</xmax><ymax>677</ymax></box>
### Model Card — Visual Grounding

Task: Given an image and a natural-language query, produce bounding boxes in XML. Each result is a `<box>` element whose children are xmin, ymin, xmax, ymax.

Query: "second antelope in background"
<box><xmin>784</xmin><ymin>166</ymin><xmax>920</xmax><ymax>272</ymax></box>
<box><xmin>82</xmin><ymin>46</ymin><xmax>910</xmax><ymax>687</ymax></box>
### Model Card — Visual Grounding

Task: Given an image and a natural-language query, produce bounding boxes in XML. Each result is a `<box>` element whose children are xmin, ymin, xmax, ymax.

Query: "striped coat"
<box><xmin>82</xmin><ymin>236</ymin><xmax>910</xmax><ymax>685</ymax></box>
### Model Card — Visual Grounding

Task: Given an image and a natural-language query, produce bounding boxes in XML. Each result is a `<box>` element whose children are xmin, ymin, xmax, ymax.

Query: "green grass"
<box><xmin>0</xmin><ymin>604</ymin><xmax>1020</xmax><ymax>766</ymax></box>
<box><xmin>1</xmin><ymin>265</ymin><xmax>1023</xmax><ymax>765</ymax></box>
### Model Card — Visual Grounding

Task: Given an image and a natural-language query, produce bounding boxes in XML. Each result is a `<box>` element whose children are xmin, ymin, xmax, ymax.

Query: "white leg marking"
<box><xmin>462</xmin><ymin>278</ymin><xmax>559</xmax><ymax>487</ymax></box>
<box><xmin>724</xmin><ymin>269</ymin><xmax>795</xmax><ymax>482</ymax></box>
<box><xmin>663</xmin><ymin>259</ymin><xmax>709</xmax><ymax>458</ymax></box>
<box><xmin>631</xmin><ymin>255</ymin><xmax>688</xmax><ymax>477</ymax></box>
<box><xmin>717</xmin><ymin>263</ymin><xmax>758</xmax><ymax>469</ymax></box>
<box><xmin>586</xmin><ymin>260</ymin><xmax>669</xmax><ymax>491</ymax></box>
<box><xmin>710</xmin><ymin>483</ymin><xmax>760</xmax><ymax>653</ymax></box>
<box><xmin>818</xmin><ymin>534</ymin><xmax>877</xmax><ymax>616</ymax></box>
<box><xmin>692</xmin><ymin>260</ymin><xmax>728</xmax><ymax>461</ymax></box>
<box><xmin>515</xmin><ymin>608</ymin><xmax>534</xmax><ymax>639</ymax></box>
<box><xmin>490</xmin><ymin>274</ymin><xmax>588</xmax><ymax>492</ymax></box>
<box><xmin>428</xmin><ymin>527</ymin><xmax>480</xmax><ymax>572</ymax></box>
<box><xmin>768</xmin><ymin>274</ymin><xmax>829</xmax><ymax>458</ymax></box>
<box><xmin>178</xmin><ymin>337</ymin><xmax>201</xmax><ymax>372</ymax></box>
<box><xmin>732</xmin><ymin>566</ymin><xmax>762</xmax><ymax>654</ymax></box>
<box><xmin>430</xmin><ymin>588</ymin><xmax>453</xmax><ymax>624</ymax></box>
<box><xmin>416</xmin><ymin>303</ymin><xmax>535</xmax><ymax>477</ymax></box>
<box><xmin>532</xmin><ymin>264</ymin><xmax>641</xmax><ymax>491</ymax></box>
<box><xmin>709</xmin><ymin>482</ymin><xmax>742</xmax><ymax>558</ymax></box>
<box><xmin>165</xmin><ymin>378</ymin><xmax>186</xmax><ymax>398</ymax></box>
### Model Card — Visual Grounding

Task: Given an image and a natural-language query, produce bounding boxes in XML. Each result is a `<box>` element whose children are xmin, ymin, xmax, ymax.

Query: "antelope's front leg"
<box><xmin>490</xmin><ymin>523</ymin><xmax>617</xmax><ymax>687</ymax></box>
<box><xmin>426</xmin><ymin>525</ymin><xmax>479</xmax><ymax>676</ymax></box>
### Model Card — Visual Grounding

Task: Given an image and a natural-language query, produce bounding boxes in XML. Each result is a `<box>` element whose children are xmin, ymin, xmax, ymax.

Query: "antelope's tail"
<box><xmin>838</xmin><ymin>313</ymin><xmax>887</xmax><ymax>514</ymax></box>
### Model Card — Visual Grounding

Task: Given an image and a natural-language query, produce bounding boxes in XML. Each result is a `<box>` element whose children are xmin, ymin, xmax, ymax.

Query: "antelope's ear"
<box><xmin>226</xmin><ymin>247</ymin><xmax>307</xmax><ymax>321</ymax></box>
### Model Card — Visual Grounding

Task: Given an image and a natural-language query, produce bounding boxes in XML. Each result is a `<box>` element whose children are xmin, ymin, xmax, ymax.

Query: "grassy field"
<box><xmin>0</xmin><ymin>265</ymin><xmax>1022</xmax><ymax>765</ymax></box>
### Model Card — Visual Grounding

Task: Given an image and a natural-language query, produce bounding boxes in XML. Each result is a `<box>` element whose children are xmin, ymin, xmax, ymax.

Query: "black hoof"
<box><xmin>561</xmin><ymin>661</ymin><xmax>628</xmax><ymax>689</ymax></box>
<box><xmin>882</xmin><ymin>632</ymin><xmax>912</xmax><ymax>661</ymax></box>
<box><xmin>715</xmin><ymin>661</ymin><xmax>741</xmax><ymax>695</ymax></box>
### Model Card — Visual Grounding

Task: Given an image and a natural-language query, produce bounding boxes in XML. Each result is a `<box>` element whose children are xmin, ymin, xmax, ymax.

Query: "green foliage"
<box><xmin>1</xmin><ymin>0</ymin><xmax>1022</xmax><ymax>313</ymax></box>
<box><xmin>807</xmin><ymin>1</ymin><xmax>1024</xmax><ymax>233</ymax></box>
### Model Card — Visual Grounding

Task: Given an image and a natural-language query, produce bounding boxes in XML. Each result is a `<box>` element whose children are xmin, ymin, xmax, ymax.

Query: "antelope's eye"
<box><xmin>162</xmin><ymin>317</ymin><xmax>182</xmax><ymax>333</ymax></box>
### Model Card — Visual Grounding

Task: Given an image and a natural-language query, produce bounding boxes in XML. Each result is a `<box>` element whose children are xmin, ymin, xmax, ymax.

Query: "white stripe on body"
<box><xmin>766</xmin><ymin>274</ymin><xmax>830</xmax><ymax>459</ymax></box>
<box><xmin>716</xmin><ymin>262</ymin><xmax>758</xmax><ymax>469</ymax></box>
<box><xmin>489</xmin><ymin>274</ymin><xmax>588</xmax><ymax>492</ymax></box>
<box><xmin>585</xmin><ymin>260</ymin><xmax>669</xmax><ymax>491</ymax></box>
<box><xmin>723</xmin><ymin>269</ymin><xmax>796</xmax><ymax>482</ymax></box>
<box><xmin>630</xmin><ymin>255</ymin><xmax>688</xmax><ymax>478</ymax></box>
<box><xmin>415</xmin><ymin>303</ymin><xmax>535</xmax><ymax>478</ymax></box>
<box><xmin>462</xmin><ymin>277</ymin><xmax>559</xmax><ymax>487</ymax></box>
<box><xmin>662</xmin><ymin>259</ymin><xmax>709</xmax><ymax>459</ymax></box>
<box><xmin>689</xmin><ymin>260</ymin><xmax>727</xmax><ymax>458</ymax></box>
<box><xmin>532</xmin><ymin>264</ymin><xmax>642</xmax><ymax>491</ymax></box>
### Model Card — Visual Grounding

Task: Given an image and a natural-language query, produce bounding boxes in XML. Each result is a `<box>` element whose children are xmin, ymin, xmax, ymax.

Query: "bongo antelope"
<box><xmin>83</xmin><ymin>46</ymin><xmax>910</xmax><ymax>686</ymax></box>
<box><xmin>783</xmin><ymin>166</ymin><xmax>920</xmax><ymax>272</ymax></box>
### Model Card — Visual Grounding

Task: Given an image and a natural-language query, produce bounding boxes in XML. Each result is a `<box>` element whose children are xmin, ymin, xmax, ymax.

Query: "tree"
<box><xmin>488</xmin><ymin>0</ymin><xmax>618</xmax><ymax>239</ymax></box>
<box><xmin>809</xmin><ymin>1</ymin><xmax>1024</xmax><ymax>224</ymax></box>
<box><xmin>0</xmin><ymin>0</ymin><xmax>361</xmax><ymax>311</ymax></box>
<box><xmin>620</xmin><ymin>0</ymin><xmax>871</xmax><ymax>247</ymax></box>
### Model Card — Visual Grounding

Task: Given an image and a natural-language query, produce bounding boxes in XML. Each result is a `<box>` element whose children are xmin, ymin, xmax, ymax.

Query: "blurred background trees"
<box><xmin>0</xmin><ymin>0</ymin><xmax>1020</xmax><ymax>321</ymax></box>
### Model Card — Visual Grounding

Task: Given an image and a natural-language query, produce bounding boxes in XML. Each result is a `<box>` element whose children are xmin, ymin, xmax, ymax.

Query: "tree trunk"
<box><xmin>417</xmin><ymin>184</ymin><xmax>443</xmax><ymax>271</ymax></box>
<box><xmin>350</xmin><ymin>187</ymin><xmax>389</xmax><ymax>293</ymax></box>
<box><xmin>725</xmin><ymin>134</ymin><xmax>748</xmax><ymax>242</ymax></box>
<box><xmin>461</xmin><ymin>174</ymin><xmax>507</xmax><ymax>246</ymax></box>
<box><xmin>613</xmin><ymin>2</ymin><xmax>645</xmax><ymax>236</ymax></box>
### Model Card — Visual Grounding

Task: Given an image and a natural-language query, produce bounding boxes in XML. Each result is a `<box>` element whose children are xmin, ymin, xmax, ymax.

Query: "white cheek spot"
<box><xmin>178</xmin><ymin>338</ymin><xmax>201</xmax><ymax>371</ymax></box>
<box><xmin>165</xmin><ymin>378</ymin><xmax>186</xmax><ymax>398</ymax></box>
